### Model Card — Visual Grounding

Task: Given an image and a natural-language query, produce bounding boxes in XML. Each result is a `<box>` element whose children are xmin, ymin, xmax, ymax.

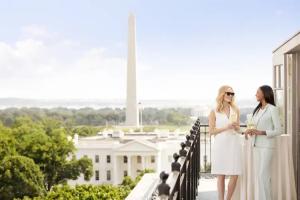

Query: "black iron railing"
<box><xmin>152</xmin><ymin>118</ymin><xmax>201</xmax><ymax>200</ymax></box>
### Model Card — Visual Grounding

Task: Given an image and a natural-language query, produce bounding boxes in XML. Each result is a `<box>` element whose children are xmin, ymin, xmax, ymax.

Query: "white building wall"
<box><xmin>68</xmin><ymin>135</ymin><xmax>186</xmax><ymax>186</ymax></box>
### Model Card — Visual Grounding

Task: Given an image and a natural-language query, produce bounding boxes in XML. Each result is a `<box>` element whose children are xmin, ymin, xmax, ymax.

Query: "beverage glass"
<box><xmin>229</xmin><ymin>113</ymin><xmax>238</xmax><ymax>123</ymax></box>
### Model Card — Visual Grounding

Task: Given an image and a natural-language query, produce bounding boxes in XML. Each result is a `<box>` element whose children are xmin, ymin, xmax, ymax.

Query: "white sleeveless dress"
<box><xmin>211</xmin><ymin>106</ymin><xmax>242</xmax><ymax>175</ymax></box>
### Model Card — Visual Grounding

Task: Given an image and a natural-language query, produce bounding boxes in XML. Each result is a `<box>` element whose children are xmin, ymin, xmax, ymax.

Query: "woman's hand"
<box><xmin>232</xmin><ymin>122</ymin><xmax>239</xmax><ymax>130</ymax></box>
<box><xmin>226</xmin><ymin>123</ymin><xmax>235</xmax><ymax>130</ymax></box>
<box><xmin>244</xmin><ymin>129</ymin><xmax>265</xmax><ymax>136</ymax></box>
<box><xmin>244</xmin><ymin>129</ymin><xmax>253</xmax><ymax>139</ymax></box>
<box><xmin>244</xmin><ymin>129</ymin><xmax>252</xmax><ymax>135</ymax></box>
<box><xmin>250</xmin><ymin>129</ymin><xmax>265</xmax><ymax>135</ymax></box>
<box><xmin>226</xmin><ymin>122</ymin><xmax>240</xmax><ymax>131</ymax></box>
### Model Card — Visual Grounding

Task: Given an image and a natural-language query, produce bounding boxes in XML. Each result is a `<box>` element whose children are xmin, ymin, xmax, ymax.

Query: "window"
<box><xmin>107</xmin><ymin>155</ymin><xmax>111</xmax><ymax>163</ymax></box>
<box><xmin>274</xmin><ymin>64</ymin><xmax>284</xmax><ymax>90</ymax></box>
<box><xmin>107</xmin><ymin>170</ymin><xmax>111</xmax><ymax>181</ymax></box>
<box><xmin>123</xmin><ymin>156</ymin><xmax>128</xmax><ymax>163</ymax></box>
<box><xmin>95</xmin><ymin>170</ymin><xmax>99</xmax><ymax>181</ymax></box>
<box><xmin>124</xmin><ymin>170</ymin><xmax>128</xmax><ymax>177</ymax></box>
<box><xmin>95</xmin><ymin>155</ymin><xmax>99</xmax><ymax>163</ymax></box>
<box><xmin>168</xmin><ymin>155</ymin><xmax>172</xmax><ymax>162</ymax></box>
<box><xmin>151</xmin><ymin>156</ymin><xmax>155</xmax><ymax>163</ymax></box>
<box><xmin>273</xmin><ymin>64</ymin><xmax>285</xmax><ymax>128</ymax></box>
<box><xmin>137</xmin><ymin>156</ymin><xmax>141</xmax><ymax>163</ymax></box>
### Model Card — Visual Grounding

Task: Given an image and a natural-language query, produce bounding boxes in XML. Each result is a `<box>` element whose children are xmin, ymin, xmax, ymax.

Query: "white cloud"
<box><xmin>0</xmin><ymin>25</ymin><xmax>272</xmax><ymax>102</ymax></box>
<box><xmin>0</xmin><ymin>25</ymin><xmax>127</xmax><ymax>99</ymax></box>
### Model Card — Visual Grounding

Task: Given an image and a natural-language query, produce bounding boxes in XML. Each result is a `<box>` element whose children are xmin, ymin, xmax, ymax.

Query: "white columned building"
<box><xmin>68</xmin><ymin>130</ymin><xmax>185</xmax><ymax>186</ymax></box>
<box><xmin>126</xmin><ymin>13</ymin><xmax>139</xmax><ymax>127</ymax></box>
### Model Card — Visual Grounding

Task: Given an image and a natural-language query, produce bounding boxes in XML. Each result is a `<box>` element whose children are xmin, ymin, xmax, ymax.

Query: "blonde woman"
<box><xmin>209</xmin><ymin>85</ymin><xmax>242</xmax><ymax>200</ymax></box>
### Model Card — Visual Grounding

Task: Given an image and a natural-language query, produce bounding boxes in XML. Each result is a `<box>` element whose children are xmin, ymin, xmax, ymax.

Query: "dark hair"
<box><xmin>253</xmin><ymin>85</ymin><xmax>276</xmax><ymax>116</ymax></box>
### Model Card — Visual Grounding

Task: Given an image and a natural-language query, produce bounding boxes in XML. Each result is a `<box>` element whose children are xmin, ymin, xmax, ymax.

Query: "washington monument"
<box><xmin>126</xmin><ymin>13</ymin><xmax>139</xmax><ymax>127</ymax></box>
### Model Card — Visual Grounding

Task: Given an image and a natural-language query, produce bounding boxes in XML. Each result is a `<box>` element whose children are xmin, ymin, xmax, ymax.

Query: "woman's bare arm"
<box><xmin>208</xmin><ymin>110</ymin><xmax>230</xmax><ymax>135</ymax></box>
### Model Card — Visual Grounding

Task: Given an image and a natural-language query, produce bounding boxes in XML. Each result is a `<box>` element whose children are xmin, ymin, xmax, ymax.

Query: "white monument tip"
<box><xmin>128</xmin><ymin>12</ymin><xmax>135</xmax><ymax>18</ymax></box>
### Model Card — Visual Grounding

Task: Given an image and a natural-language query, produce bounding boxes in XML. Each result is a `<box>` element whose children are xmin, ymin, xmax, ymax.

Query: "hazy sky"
<box><xmin>0</xmin><ymin>0</ymin><xmax>299</xmax><ymax>102</ymax></box>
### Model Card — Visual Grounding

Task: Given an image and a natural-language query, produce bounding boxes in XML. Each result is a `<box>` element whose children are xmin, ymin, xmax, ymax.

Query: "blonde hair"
<box><xmin>216</xmin><ymin>85</ymin><xmax>237</xmax><ymax>113</ymax></box>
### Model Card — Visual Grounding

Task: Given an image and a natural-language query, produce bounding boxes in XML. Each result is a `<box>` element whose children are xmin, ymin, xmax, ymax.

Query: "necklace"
<box><xmin>222</xmin><ymin>106</ymin><xmax>230</xmax><ymax>118</ymax></box>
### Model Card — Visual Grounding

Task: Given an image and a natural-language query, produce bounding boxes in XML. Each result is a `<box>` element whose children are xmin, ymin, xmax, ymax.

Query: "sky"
<box><xmin>0</xmin><ymin>0</ymin><xmax>299</xmax><ymax>103</ymax></box>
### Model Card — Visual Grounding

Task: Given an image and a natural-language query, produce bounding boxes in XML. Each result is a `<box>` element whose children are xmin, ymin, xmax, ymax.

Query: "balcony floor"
<box><xmin>197</xmin><ymin>178</ymin><xmax>229</xmax><ymax>200</ymax></box>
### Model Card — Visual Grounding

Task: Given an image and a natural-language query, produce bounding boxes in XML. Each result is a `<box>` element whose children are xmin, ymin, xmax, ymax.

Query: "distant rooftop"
<box><xmin>73</xmin><ymin>130</ymin><xmax>187</xmax><ymax>149</ymax></box>
<box><xmin>273</xmin><ymin>31</ymin><xmax>300</xmax><ymax>53</ymax></box>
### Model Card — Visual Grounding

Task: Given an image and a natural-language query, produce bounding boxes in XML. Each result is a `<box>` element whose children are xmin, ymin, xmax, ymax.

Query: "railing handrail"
<box><xmin>126</xmin><ymin>173</ymin><xmax>160</xmax><ymax>200</ymax></box>
<box><xmin>152</xmin><ymin>118</ymin><xmax>201</xmax><ymax>200</ymax></box>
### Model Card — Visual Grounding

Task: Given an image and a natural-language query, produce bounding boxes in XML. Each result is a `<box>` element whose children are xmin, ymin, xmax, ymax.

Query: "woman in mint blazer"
<box><xmin>245</xmin><ymin>85</ymin><xmax>282</xmax><ymax>200</ymax></box>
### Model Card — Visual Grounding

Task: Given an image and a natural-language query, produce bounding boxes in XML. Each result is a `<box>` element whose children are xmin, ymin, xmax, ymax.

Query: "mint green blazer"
<box><xmin>251</xmin><ymin>104</ymin><xmax>283</xmax><ymax>148</ymax></box>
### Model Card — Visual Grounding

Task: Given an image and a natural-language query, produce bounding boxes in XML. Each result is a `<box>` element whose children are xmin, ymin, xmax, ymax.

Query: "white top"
<box><xmin>211</xmin><ymin>106</ymin><xmax>242</xmax><ymax>175</ymax></box>
<box><xmin>255</xmin><ymin>107</ymin><xmax>265</xmax><ymax>121</ymax></box>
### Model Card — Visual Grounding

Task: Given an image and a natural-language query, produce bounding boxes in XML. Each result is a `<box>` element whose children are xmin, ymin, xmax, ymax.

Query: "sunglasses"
<box><xmin>225</xmin><ymin>92</ymin><xmax>235</xmax><ymax>96</ymax></box>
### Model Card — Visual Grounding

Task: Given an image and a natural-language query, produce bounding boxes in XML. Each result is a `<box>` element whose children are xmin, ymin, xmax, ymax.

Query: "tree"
<box><xmin>121</xmin><ymin>176</ymin><xmax>136</xmax><ymax>189</ymax></box>
<box><xmin>40</xmin><ymin>126</ymin><xmax>93</xmax><ymax>190</ymax></box>
<box><xmin>72</xmin><ymin>126</ymin><xmax>96</xmax><ymax>136</ymax></box>
<box><xmin>0</xmin><ymin>107</ymin><xmax>192</xmax><ymax>127</ymax></box>
<box><xmin>11</xmin><ymin>118</ymin><xmax>93</xmax><ymax>191</ymax></box>
<box><xmin>0</xmin><ymin>123</ymin><xmax>15</xmax><ymax>161</ymax></box>
<box><xmin>54</xmin><ymin>155</ymin><xmax>93</xmax><ymax>184</ymax></box>
<box><xmin>0</xmin><ymin>156</ymin><xmax>45</xmax><ymax>200</ymax></box>
<box><xmin>19</xmin><ymin>169</ymin><xmax>155</xmax><ymax>200</ymax></box>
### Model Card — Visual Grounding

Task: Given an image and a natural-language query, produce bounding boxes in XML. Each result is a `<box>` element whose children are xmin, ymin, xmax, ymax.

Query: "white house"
<box><xmin>68</xmin><ymin>129</ymin><xmax>187</xmax><ymax>186</ymax></box>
